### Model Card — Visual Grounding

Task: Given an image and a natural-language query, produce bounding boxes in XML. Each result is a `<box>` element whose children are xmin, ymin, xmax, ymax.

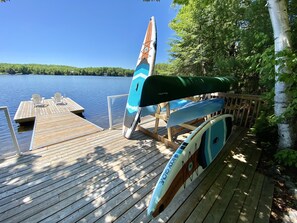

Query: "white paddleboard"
<box><xmin>147</xmin><ymin>114</ymin><xmax>233</xmax><ymax>217</ymax></box>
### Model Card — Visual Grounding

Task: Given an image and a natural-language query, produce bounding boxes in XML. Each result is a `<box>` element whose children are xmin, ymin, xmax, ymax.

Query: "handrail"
<box><xmin>107</xmin><ymin>94</ymin><xmax>128</xmax><ymax>130</ymax></box>
<box><xmin>0</xmin><ymin>106</ymin><xmax>22</xmax><ymax>156</ymax></box>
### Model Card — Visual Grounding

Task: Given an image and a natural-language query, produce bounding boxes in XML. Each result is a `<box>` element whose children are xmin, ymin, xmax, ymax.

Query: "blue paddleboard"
<box><xmin>122</xmin><ymin>17</ymin><xmax>157</xmax><ymax>139</ymax></box>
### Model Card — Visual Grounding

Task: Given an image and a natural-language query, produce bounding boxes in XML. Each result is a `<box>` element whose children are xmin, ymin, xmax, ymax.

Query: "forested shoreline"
<box><xmin>0</xmin><ymin>63</ymin><xmax>134</xmax><ymax>76</ymax></box>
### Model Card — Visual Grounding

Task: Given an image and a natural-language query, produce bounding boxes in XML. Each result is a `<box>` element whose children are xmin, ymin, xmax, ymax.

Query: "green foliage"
<box><xmin>275</xmin><ymin>149</ymin><xmax>297</xmax><ymax>168</ymax></box>
<box><xmin>154</xmin><ymin>63</ymin><xmax>173</xmax><ymax>75</ymax></box>
<box><xmin>256</xmin><ymin>46</ymin><xmax>275</xmax><ymax>90</ymax></box>
<box><xmin>253</xmin><ymin>110</ymin><xmax>278</xmax><ymax>145</ymax></box>
<box><xmin>0</xmin><ymin>63</ymin><xmax>134</xmax><ymax>77</ymax></box>
<box><xmin>171</xmin><ymin>0</ymin><xmax>297</xmax><ymax>147</ymax></box>
<box><xmin>169</xmin><ymin>0</ymin><xmax>276</xmax><ymax>94</ymax></box>
<box><xmin>251</xmin><ymin>45</ymin><xmax>297</xmax><ymax>154</ymax></box>
<box><xmin>170</xmin><ymin>0</ymin><xmax>240</xmax><ymax>76</ymax></box>
<box><xmin>288</xmin><ymin>0</ymin><xmax>297</xmax><ymax>51</ymax></box>
<box><xmin>276</xmin><ymin>49</ymin><xmax>297</xmax><ymax>121</ymax></box>
<box><xmin>173</xmin><ymin>0</ymin><xmax>188</xmax><ymax>5</ymax></box>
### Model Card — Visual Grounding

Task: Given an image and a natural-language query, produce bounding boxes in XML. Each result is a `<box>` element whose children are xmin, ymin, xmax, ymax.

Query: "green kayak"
<box><xmin>139</xmin><ymin>75</ymin><xmax>236</xmax><ymax>107</ymax></box>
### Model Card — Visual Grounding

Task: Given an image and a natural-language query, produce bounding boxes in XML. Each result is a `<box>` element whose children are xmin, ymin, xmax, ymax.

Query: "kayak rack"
<box><xmin>138</xmin><ymin>101</ymin><xmax>209</xmax><ymax>150</ymax></box>
<box><xmin>138</xmin><ymin>92</ymin><xmax>263</xmax><ymax>149</ymax></box>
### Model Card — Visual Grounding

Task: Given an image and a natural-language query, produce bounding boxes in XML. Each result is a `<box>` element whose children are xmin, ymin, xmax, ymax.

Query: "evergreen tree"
<box><xmin>171</xmin><ymin>0</ymin><xmax>297</xmax><ymax>148</ymax></box>
<box><xmin>170</xmin><ymin>0</ymin><xmax>274</xmax><ymax>94</ymax></box>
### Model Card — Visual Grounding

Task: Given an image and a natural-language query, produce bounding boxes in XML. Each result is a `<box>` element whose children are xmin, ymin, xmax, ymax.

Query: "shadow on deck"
<box><xmin>0</xmin><ymin>125</ymin><xmax>273</xmax><ymax>222</ymax></box>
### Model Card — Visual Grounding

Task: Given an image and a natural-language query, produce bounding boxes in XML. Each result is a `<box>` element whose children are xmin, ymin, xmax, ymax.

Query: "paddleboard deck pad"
<box><xmin>122</xmin><ymin>16</ymin><xmax>157</xmax><ymax>138</ymax></box>
<box><xmin>147</xmin><ymin>114</ymin><xmax>233</xmax><ymax>217</ymax></box>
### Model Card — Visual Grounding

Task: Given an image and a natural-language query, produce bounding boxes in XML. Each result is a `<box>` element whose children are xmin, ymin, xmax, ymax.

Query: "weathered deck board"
<box><xmin>254</xmin><ymin>176</ymin><xmax>274</xmax><ymax>223</ymax></box>
<box><xmin>0</xmin><ymin>139</ymin><xmax>156</xmax><ymax>221</ymax></box>
<box><xmin>0</xmin><ymin>130</ymin><xmax>168</xmax><ymax>220</ymax></box>
<box><xmin>0</xmin><ymin>131</ymin><xmax>144</xmax><ymax>197</ymax></box>
<box><xmin>30</xmin><ymin>112</ymin><xmax>102</xmax><ymax>150</ymax></box>
<box><xmin>14</xmin><ymin>97</ymin><xmax>84</xmax><ymax>123</ymax></box>
<box><xmin>0</xmin><ymin>126</ymin><xmax>273</xmax><ymax>223</ymax></box>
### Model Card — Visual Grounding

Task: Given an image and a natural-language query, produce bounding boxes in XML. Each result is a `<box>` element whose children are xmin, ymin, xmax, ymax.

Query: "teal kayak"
<box><xmin>167</xmin><ymin>98</ymin><xmax>225</xmax><ymax>128</ymax></box>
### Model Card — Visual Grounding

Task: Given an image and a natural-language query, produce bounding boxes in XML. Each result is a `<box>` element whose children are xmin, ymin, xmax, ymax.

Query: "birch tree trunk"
<box><xmin>267</xmin><ymin>0</ymin><xmax>293</xmax><ymax>149</ymax></box>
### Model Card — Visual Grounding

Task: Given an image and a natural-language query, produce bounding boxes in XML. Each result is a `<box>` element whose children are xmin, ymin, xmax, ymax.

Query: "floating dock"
<box><xmin>14</xmin><ymin>97</ymin><xmax>84</xmax><ymax>124</ymax></box>
<box><xmin>14</xmin><ymin>97</ymin><xmax>102</xmax><ymax>150</ymax></box>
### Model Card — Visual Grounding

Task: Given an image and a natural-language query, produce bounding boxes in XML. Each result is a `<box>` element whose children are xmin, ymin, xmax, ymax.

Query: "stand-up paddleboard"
<box><xmin>167</xmin><ymin>98</ymin><xmax>225</xmax><ymax>128</ymax></box>
<box><xmin>139</xmin><ymin>75</ymin><xmax>236</xmax><ymax>107</ymax></box>
<box><xmin>122</xmin><ymin>16</ymin><xmax>157</xmax><ymax>139</ymax></box>
<box><xmin>147</xmin><ymin>114</ymin><xmax>233</xmax><ymax>217</ymax></box>
<box><xmin>141</xmin><ymin>99</ymin><xmax>191</xmax><ymax>117</ymax></box>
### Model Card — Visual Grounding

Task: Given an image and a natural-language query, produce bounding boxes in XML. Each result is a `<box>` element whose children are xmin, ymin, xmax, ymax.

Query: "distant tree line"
<box><xmin>0</xmin><ymin>63</ymin><xmax>134</xmax><ymax>76</ymax></box>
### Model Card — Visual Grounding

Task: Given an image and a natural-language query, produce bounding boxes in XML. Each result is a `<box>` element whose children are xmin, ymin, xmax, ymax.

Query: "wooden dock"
<box><xmin>14</xmin><ymin>97</ymin><xmax>84</xmax><ymax>124</ymax></box>
<box><xmin>0</xmin><ymin>124</ymin><xmax>274</xmax><ymax>222</ymax></box>
<box><xmin>14</xmin><ymin>97</ymin><xmax>102</xmax><ymax>150</ymax></box>
<box><xmin>30</xmin><ymin>112</ymin><xmax>103</xmax><ymax>150</ymax></box>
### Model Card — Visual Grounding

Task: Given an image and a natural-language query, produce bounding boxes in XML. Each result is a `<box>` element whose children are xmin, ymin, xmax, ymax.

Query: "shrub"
<box><xmin>275</xmin><ymin>149</ymin><xmax>297</xmax><ymax>168</ymax></box>
<box><xmin>253</xmin><ymin>111</ymin><xmax>278</xmax><ymax>146</ymax></box>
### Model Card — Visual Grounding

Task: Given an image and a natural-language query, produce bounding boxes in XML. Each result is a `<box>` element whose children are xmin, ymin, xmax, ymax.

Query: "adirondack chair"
<box><xmin>31</xmin><ymin>94</ymin><xmax>45</xmax><ymax>107</ymax></box>
<box><xmin>52</xmin><ymin>92</ymin><xmax>65</xmax><ymax>105</ymax></box>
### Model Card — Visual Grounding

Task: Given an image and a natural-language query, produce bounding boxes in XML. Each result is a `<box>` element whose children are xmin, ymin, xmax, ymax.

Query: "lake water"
<box><xmin>0</xmin><ymin>75</ymin><xmax>131</xmax><ymax>157</ymax></box>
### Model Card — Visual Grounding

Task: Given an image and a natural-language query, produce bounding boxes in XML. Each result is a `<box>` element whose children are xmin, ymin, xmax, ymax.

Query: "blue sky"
<box><xmin>0</xmin><ymin>0</ymin><xmax>178</xmax><ymax>69</ymax></box>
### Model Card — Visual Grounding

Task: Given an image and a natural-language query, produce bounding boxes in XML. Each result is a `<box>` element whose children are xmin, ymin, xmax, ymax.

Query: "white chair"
<box><xmin>52</xmin><ymin>92</ymin><xmax>65</xmax><ymax>105</ymax></box>
<box><xmin>31</xmin><ymin>94</ymin><xmax>45</xmax><ymax>107</ymax></box>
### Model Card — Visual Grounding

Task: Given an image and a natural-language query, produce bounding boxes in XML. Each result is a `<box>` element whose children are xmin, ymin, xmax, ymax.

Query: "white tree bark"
<box><xmin>267</xmin><ymin>0</ymin><xmax>293</xmax><ymax>149</ymax></box>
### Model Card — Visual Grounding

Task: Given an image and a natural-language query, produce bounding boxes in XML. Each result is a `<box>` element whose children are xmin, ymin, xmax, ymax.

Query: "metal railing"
<box><xmin>107</xmin><ymin>94</ymin><xmax>128</xmax><ymax>130</ymax></box>
<box><xmin>0</xmin><ymin>106</ymin><xmax>21</xmax><ymax>156</ymax></box>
